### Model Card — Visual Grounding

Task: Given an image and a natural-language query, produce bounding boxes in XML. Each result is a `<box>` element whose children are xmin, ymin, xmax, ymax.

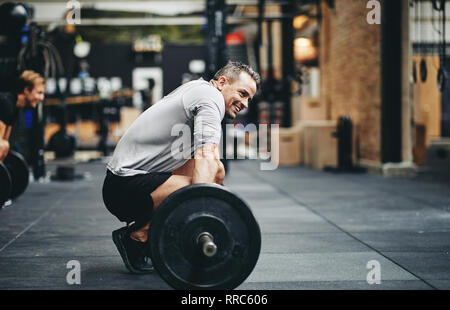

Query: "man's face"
<box><xmin>218</xmin><ymin>72</ymin><xmax>257</xmax><ymax>119</ymax></box>
<box><xmin>24</xmin><ymin>84</ymin><xmax>45</xmax><ymax>108</ymax></box>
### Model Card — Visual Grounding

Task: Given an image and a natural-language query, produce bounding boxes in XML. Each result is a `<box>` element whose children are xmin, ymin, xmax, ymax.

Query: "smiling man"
<box><xmin>0</xmin><ymin>70</ymin><xmax>46</xmax><ymax>162</ymax></box>
<box><xmin>102</xmin><ymin>61</ymin><xmax>260</xmax><ymax>274</ymax></box>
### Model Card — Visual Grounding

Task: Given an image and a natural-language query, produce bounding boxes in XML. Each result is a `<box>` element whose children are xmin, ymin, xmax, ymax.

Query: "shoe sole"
<box><xmin>112</xmin><ymin>230</ymin><xmax>153</xmax><ymax>274</ymax></box>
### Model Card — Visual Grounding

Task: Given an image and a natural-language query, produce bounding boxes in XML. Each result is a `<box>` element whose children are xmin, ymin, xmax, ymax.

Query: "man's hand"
<box><xmin>192</xmin><ymin>144</ymin><xmax>225</xmax><ymax>184</ymax></box>
<box><xmin>215</xmin><ymin>160</ymin><xmax>225</xmax><ymax>185</ymax></box>
<box><xmin>0</xmin><ymin>139</ymin><xmax>9</xmax><ymax>162</ymax></box>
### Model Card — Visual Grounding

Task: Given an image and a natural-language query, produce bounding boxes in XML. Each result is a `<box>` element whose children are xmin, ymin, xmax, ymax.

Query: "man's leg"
<box><xmin>105</xmin><ymin>170</ymin><xmax>184</xmax><ymax>274</ymax></box>
<box><xmin>129</xmin><ymin>174</ymin><xmax>192</xmax><ymax>242</ymax></box>
<box><xmin>130</xmin><ymin>158</ymin><xmax>224</xmax><ymax>242</ymax></box>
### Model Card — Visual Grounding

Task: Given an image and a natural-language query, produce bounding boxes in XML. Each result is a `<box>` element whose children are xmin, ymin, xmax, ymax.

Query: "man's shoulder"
<box><xmin>0</xmin><ymin>92</ymin><xmax>16</xmax><ymax>110</ymax></box>
<box><xmin>183</xmin><ymin>79</ymin><xmax>222</xmax><ymax>103</ymax></box>
<box><xmin>0</xmin><ymin>92</ymin><xmax>17</xmax><ymax>124</ymax></box>
<box><xmin>187</xmin><ymin>80</ymin><xmax>223</xmax><ymax>101</ymax></box>
<box><xmin>185</xmin><ymin>78</ymin><xmax>213</xmax><ymax>90</ymax></box>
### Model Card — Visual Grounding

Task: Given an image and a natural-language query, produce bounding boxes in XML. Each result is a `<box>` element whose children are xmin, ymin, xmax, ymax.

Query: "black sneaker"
<box><xmin>128</xmin><ymin>222</ymin><xmax>153</xmax><ymax>259</ymax></box>
<box><xmin>112</xmin><ymin>226</ymin><xmax>154</xmax><ymax>274</ymax></box>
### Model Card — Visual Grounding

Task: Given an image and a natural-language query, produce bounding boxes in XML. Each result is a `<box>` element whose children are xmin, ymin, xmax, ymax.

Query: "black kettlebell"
<box><xmin>48</xmin><ymin>130</ymin><xmax>76</xmax><ymax>158</ymax></box>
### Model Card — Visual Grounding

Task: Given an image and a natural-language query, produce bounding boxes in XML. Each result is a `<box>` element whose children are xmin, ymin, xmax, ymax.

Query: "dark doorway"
<box><xmin>381</xmin><ymin>0</ymin><xmax>403</xmax><ymax>163</ymax></box>
<box><xmin>442</xmin><ymin>59</ymin><xmax>450</xmax><ymax>137</ymax></box>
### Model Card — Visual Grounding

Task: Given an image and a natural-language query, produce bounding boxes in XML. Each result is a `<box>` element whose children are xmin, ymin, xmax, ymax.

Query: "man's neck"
<box><xmin>209</xmin><ymin>79</ymin><xmax>218</xmax><ymax>88</ymax></box>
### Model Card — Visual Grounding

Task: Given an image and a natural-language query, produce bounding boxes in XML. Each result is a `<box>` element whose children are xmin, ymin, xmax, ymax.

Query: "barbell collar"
<box><xmin>197</xmin><ymin>232</ymin><xmax>217</xmax><ymax>257</ymax></box>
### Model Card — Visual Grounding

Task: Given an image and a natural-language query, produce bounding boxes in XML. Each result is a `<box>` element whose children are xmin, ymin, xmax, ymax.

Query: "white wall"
<box><xmin>410</xmin><ymin>1</ymin><xmax>450</xmax><ymax>44</ymax></box>
<box><xmin>28</xmin><ymin>1</ymin><xmax>204</xmax><ymax>24</ymax></box>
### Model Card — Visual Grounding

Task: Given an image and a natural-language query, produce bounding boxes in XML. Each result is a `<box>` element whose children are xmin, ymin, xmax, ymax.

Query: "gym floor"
<box><xmin>0</xmin><ymin>158</ymin><xmax>449</xmax><ymax>290</ymax></box>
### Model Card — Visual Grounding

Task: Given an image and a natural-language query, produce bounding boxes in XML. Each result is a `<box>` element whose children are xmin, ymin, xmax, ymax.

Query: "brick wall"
<box><xmin>319</xmin><ymin>0</ymin><xmax>382</xmax><ymax>163</ymax></box>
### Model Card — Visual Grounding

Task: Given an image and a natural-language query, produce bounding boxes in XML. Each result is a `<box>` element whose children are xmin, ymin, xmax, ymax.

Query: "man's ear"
<box><xmin>23</xmin><ymin>87</ymin><xmax>32</xmax><ymax>95</ymax></box>
<box><xmin>216</xmin><ymin>76</ymin><xmax>228</xmax><ymax>91</ymax></box>
<box><xmin>16</xmin><ymin>93</ymin><xmax>25</xmax><ymax>107</ymax></box>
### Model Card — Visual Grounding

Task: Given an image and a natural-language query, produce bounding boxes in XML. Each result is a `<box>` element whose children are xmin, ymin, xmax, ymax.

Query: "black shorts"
<box><xmin>102</xmin><ymin>170</ymin><xmax>172</xmax><ymax>228</ymax></box>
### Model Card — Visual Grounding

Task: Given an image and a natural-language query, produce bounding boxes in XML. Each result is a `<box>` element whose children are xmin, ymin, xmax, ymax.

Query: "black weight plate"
<box><xmin>0</xmin><ymin>163</ymin><xmax>12</xmax><ymax>206</ymax></box>
<box><xmin>150</xmin><ymin>183</ymin><xmax>261</xmax><ymax>290</ymax></box>
<box><xmin>4</xmin><ymin>151</ymin><xmax>29</xmax><ymax>199</ymax></box>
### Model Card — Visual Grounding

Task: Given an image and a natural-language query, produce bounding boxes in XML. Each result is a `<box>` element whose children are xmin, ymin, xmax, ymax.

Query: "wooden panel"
<box><xmin>45</xmin><ymin>121</ymin><xmax>122</xmax><ymax>147</ymax></box>
<box><xmin>276</xmin><ymin>124</ymin><xmax>303</xmax><ymax>165</ymax></box>
<box><xmin>77</xmin><ymin>121</ymin><xmax>98</xmax><ymax>143</ymax></box>
<box><xmin>291</xmin><ymin>96</ymin><xmax>328</xmax><ymax>125</ymax></box>
<box><xmin>301</xmin><ymin>120</ymin><xmax>337</xmax><ymax>170</ymax></box>
<box><xmin>412</xmin><ymin>55</ymin><xmax>442</xmax><ymax>146</ymax></box>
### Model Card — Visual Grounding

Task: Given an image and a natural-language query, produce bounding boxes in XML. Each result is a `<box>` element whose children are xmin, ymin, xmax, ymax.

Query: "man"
<box><xmin>0</xmin><ymin>70</ymin><xmax>46</xmax><ymax>162</ymax></box>
<box><xmin>102</xmin><ymin>61</ymin><xmax>260</xmax><ymax>274</ymax></box>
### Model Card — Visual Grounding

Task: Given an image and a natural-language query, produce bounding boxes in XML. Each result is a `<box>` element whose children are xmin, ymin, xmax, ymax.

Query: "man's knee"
<box><xmin>151</xmin><ymin>175</ymin><xmax>192</xmax><ymax>208</ymax></box>
<box><xmin>173</xmin><ymin>159</ymin><xmax>195</xmax><ymax>177</ymax></box>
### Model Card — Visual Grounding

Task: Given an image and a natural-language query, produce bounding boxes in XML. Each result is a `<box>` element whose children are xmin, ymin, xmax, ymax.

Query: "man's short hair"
<box><xmin>16</xmin><ymin>70</ymin><xmax>45</xmax><ymax>94</ymax></box>
<box><xmin>212</xmin><ymin>61</ymin><xmax>261</xmax><ymax>88</ymax></box>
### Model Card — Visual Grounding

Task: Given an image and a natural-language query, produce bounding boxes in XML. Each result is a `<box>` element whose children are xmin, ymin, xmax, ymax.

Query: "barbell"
<box><xmin>149</xmin><ymin>183</ymin><xmax>261</xmax><ymax>290</ymax></box>
<box><xmin>0</xmin><ymin>150</ymin><xmax>30</xmax><ymax>206</ymax></box>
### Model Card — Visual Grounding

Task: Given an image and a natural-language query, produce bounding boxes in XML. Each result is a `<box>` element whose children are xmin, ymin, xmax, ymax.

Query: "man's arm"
<box><xmin>0</xmin><ymin>120</ymin><xmax>6</xmax><ymax>138</ymax></box>
<box><xmin>0</xmin><ymin>120</ymin><xmax>10</xmax><ymax>162</ymax></box>
<box><xmin>192</xmin><ymin>144</ymin><xmax>225</xmax><ymax>184</ymax></box>
<box><xmin>1</xmin><ymin>122</ymin><xmax>12</xmax><ymax>140</ymax></box>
